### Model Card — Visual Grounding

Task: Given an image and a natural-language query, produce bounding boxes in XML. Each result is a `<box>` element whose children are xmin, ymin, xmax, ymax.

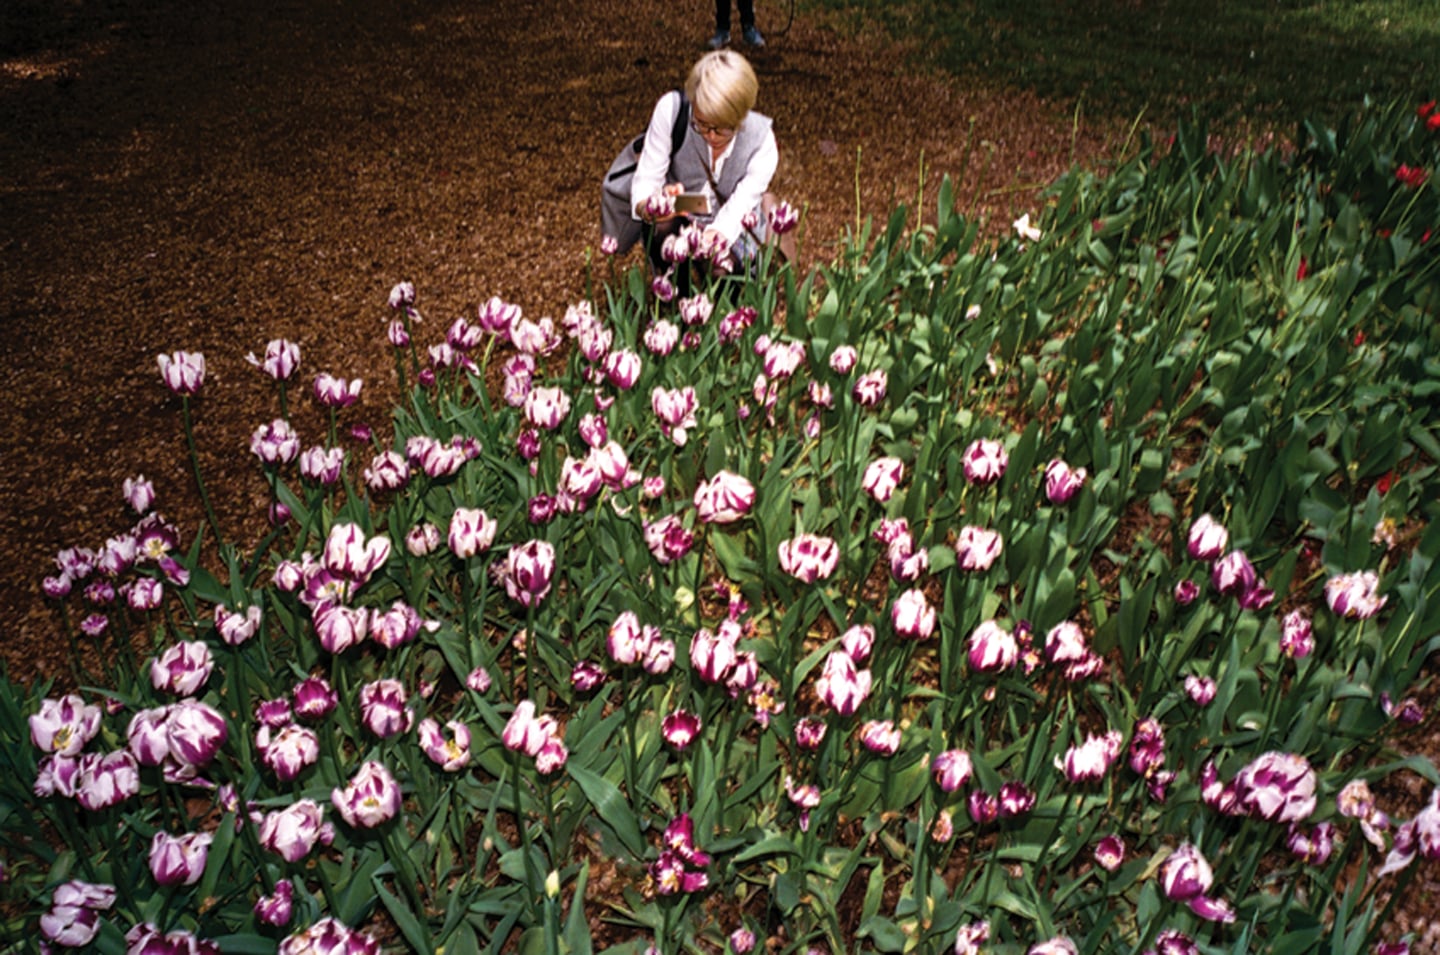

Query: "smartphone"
<box><xmin>674</xmin><ymin>194</ymin><xmax>711</xmax><ymax>215</ymax></box>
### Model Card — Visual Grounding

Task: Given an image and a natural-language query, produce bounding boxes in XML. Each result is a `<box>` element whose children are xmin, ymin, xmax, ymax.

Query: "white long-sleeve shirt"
<box><xmin>629</xmin><ymin>91</ymin><xmax>778</xmax><ymax>247</ymax></box>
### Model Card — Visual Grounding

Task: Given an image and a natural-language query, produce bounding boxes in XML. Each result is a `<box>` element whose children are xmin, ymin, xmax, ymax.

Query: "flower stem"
<box><xmin>182</xmin><ymin>396</ymin><xmax>223</xmax><ymax>541</ymax></box>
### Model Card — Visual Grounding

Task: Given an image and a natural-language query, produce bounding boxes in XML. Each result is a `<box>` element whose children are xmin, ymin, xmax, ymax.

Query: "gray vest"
<box><xmin>668</xmin><ymin>104</ymin><xmax>773</xmax><ymax>217</ymax></box>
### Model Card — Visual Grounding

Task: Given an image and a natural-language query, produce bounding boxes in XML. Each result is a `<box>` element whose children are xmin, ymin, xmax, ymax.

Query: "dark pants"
<box><xmin>643</xmin><ymin>219</ymin><xmax>693</xmax><ymax>298</ymax></box>
<box><xmin>715</xmin><ymin>0</ymin><xmax>756</xmax><ymax>32</ymax></box>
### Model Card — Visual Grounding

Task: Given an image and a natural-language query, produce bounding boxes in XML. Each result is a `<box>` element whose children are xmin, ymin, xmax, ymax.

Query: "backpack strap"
<box><xmin>606</xmin><ymin>91</ymin><xmax>690</xmax><ymax>184</ymax></box>
<box><xmin>669</xmin><ymin>90</ymin><xmax>690</xmax><ymax>159</ymax></box>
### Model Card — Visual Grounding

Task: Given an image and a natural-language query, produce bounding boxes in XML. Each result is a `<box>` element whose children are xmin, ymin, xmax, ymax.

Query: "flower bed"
<box><xmin>4</xmin><ymin>100</ymin><xmax>1440</xmax><ymax>954</ymax></box>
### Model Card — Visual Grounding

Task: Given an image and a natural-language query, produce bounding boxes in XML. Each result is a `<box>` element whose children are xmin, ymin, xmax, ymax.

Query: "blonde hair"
<box><xmin>685</xmin><ymin>50</ymin><xmax>758</xmax><ymax>130</ymax></box>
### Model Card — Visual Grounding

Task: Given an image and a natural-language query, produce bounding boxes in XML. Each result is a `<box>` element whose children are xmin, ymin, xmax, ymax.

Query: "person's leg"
<box><xmin>715</xmin><ymin>0</ymin><xmax>731</xmax><ymax>33</ymax></box>
<box><xmin>737</xmin><ymin>0</ymin><xmax>754</xmax><ymax>29</ymax></box>
<box><xmin>738</xmin><ymin>0</ymin><xmax>764</xmax><ymax>47</ymax></box>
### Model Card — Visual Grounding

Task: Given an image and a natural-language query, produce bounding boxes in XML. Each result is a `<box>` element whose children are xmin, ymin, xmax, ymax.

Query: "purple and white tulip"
<box><xmin>332</xmin><ymin>760</ymin><xmax>402</xmax><ymax>829</ymax></box>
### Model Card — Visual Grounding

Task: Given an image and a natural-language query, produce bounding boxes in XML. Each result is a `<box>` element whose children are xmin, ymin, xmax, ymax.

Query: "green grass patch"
<box><xmin>807</xmin><ymin>0</ymin><xmax>1440</xmax><ymax>125</ymax></box>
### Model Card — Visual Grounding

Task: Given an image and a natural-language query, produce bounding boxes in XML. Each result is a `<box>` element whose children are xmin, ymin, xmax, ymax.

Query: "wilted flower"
<box><xmin>694</xmin><ymin>470</ymin><xmax>756</xmax><ymax>523</ymax></box>
<box><xmin>1325</xmin><ymin>570</ymin><xmax>1387</xmax><ymax>619</ymax></box>
<box><xmin>149</xmin><ymin>830</ymin><xmax>212</xmax><ymax>886</ymax></box>
<box><xmin>157</xmin><ymin>350</ymin><xmax>205</xmax><ymax>396</ymax></box>
<box><xmin>931</xmin><ymin>808</ymin><xmax>955</xmax><ymax>842</ymax></box>
<box><xmin>332</xmin><ymin>760</ymin><xmax>402</xmax><ymax>829</ymax></box>
<box><xmin>954</xmin><ymin>525</ymin><xmax>1003</xmax><ymax>571</ymax></box>
<box><xmin>778</xmin><ymin>533</ymin><xmax>839</xmax><ymax>583</ymax></box>
<box><xmin>1158</xmin><ymin>842</ymin><xmax>1235</xmax><ymax>922</ymax></box>
<box><xmin>1382</xmin><ymin>693</ymin><xmax>1425</xmax><ymax>726</ymax></box>
<box><xmin>1128</xmin><ymin>717</ymin><xmax>1167</xmax><ymax>778</ymax></box>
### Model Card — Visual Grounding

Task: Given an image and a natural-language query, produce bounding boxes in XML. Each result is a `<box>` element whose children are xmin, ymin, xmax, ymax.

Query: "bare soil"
<box><xmin>2</xmin><ymin>0</ymin><xmax>1435</xmax><ymax>945</ymax></box>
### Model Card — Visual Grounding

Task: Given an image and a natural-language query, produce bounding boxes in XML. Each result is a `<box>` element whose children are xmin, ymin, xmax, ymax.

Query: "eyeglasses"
<box><xmin>690</xmin><ymin>116</ymin><xmax>735</xmax><ymax>138</ymax></box>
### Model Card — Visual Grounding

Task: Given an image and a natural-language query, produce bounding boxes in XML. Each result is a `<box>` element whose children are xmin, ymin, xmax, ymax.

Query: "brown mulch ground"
<box><xmin>1</xmin><ymin>0</ymin><xmax>1120</xmax><ymax>682</ymax></box>
<box><xmin>3</xmin><ymin>0</ymin><xmax>1437</xmax><ymax>945</ymax></box>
